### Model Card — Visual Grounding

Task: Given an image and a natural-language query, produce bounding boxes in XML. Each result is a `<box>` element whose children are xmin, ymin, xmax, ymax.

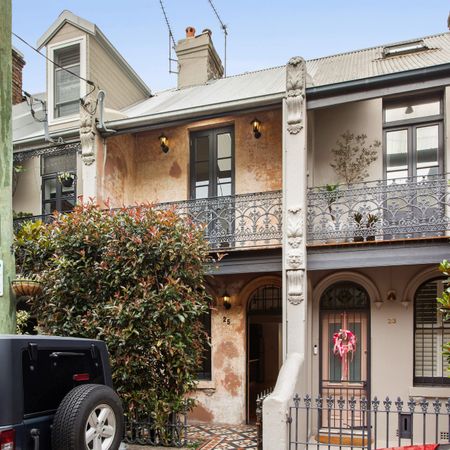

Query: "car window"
<box><xmin>22</xmin><ymin>347</ymin><xmax>104</xmax><ymax>416</ymax></box>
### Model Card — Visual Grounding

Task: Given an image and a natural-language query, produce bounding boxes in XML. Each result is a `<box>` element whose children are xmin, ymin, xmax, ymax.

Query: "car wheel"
<box><xmin>52</xmin><ymin>384</ymin><xmax>124</xmax><ymax>450</ymax></box>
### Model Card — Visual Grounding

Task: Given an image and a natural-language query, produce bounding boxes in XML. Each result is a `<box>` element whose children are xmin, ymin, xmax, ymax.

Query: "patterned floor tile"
<box><xmin>188</xmin><ymin>424</ymin><xmax>257</xmax><ymax>449</ymax></box>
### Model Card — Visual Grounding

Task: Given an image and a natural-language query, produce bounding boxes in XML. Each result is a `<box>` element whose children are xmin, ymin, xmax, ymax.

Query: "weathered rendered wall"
<box><xmin>311</xmin><ymin>99</ymin><xmax>383</xmax><ymax>187</ymax></box>
<box><xmin>103</xmin><ymin>108</ymin><xmax>282</xmax><ymax>206</ymax></box>
<box><xmin>101</xmin><ymin>134</ymin><xmax>136</xmax><ymax>206</ymax></box>
<box><xmin>188</xmin><ymin>273</ymin><xmax>282</xmax><ymax>425</ymax></box>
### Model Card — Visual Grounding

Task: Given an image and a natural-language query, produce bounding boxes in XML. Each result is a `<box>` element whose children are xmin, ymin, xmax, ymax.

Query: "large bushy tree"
<box><xmin>14</xmin><ymin>203</ymin><xmax>211</xmax><ymax>425</ymax></box>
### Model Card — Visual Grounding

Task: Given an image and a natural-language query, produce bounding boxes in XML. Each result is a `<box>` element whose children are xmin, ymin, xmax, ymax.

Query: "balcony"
<box><xmin>307</xmin><ymin>174</ymin><xmax>450</xmax><ymax>245</ymax></box>
<box><xmin>13</xmin><ymin>190</ymin><xmax>283</xmax><ymax>252</ymax></box>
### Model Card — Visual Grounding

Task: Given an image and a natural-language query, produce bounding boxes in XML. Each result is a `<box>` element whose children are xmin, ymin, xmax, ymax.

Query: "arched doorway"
<box><xmin>320</xmin><ymin>281</ymin><xmax>370</xmax><ymax>428</ymax></box>
<box><xmin>246</xmin><ymin>284</ymin><xmax>282</xmax><ymax>423</ymax></box>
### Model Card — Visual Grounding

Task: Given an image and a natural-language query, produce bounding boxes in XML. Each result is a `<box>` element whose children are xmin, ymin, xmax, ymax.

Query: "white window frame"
<box><xmin>47</xmin><ymin>36</ymin><xmax>87</xmax><ymax>125</ymax></box>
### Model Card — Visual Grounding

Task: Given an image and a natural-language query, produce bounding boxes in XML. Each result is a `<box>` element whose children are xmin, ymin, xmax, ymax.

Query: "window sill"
<box><xmin>196</xmin><ymin>380</ymin><xmax>216</xmax><ymax>391</ymax></box>
<box><xmin>409</xmin><ymin>386</ymin><xmax>450</xmax><ymax>398</ymax></box>
<box><xmin>48</xmin><ymin>114</ymin><xmax>80</xmax><ymax>127</ymax></box>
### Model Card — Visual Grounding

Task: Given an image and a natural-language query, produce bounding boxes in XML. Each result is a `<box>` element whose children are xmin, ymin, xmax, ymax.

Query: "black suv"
<box><xmin>0</xmin><ymin>335</ymin><xmax>124</xmax><ymax>450</ymax></box>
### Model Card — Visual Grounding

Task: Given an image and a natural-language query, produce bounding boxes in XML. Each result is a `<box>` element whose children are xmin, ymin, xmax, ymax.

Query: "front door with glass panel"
<box><xmin>384</xmin><ymin>98</ymin><xmax>444</xmax><ymax>238</ymax></box>
<box><xmin>320</xmin><ymin>282</ymin><xmax>370</xmax><ymax>429</ymax></box>
<box><xmin>190</xmin><ymin>127</ymin><xmax>234</xmax><ymax>247</ymax></box>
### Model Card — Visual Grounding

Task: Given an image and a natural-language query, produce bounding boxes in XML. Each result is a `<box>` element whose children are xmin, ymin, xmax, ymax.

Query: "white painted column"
<box><xmin>282</xmin><ymin>56</ymin><xmax>308</xmax><ymax>379</ymax></box>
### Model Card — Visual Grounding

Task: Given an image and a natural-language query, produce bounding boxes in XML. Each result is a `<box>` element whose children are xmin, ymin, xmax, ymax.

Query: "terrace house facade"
<box><xmin>12</xmin><ymin>10</ymin><xmax>450</xmax><ymax>448</ymax></box>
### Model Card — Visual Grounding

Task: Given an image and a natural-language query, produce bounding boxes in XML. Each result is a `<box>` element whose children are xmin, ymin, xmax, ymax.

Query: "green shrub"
<box><xmin>14</xmin><ymin>203</ymin><xmax>211</xmax><ymax>426</ymax></box>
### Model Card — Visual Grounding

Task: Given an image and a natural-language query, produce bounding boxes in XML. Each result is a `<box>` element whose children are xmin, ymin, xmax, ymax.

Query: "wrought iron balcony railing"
<box><xmin>13</xmin><ymin>191</ymin><xmax>283</xmax><ymax>251</ymax></box>
<box><xmin>307</xmin><ymin>174</ymin><xmax>450</xmax><ymax>245</ymax></box>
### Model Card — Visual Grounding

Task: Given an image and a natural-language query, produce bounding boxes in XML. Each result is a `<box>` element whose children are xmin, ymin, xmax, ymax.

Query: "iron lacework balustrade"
<box><xmin>307</xmin><ymin>174</ymin><xmax>450</xmax><ymax>245</ymax></box>
<box><xmin>287</xmin><ymin>394</ymin><xmax>450</xmax><ymax>450</ymax></box>
<box><xmin>13</xmin><ymin>190</ymin><xmax>283</xmax><ymax>251</ymax></box>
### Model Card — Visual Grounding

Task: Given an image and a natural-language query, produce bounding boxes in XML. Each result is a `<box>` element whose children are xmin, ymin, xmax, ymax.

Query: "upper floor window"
<box><xmin>53</xmin><ymin>44</ymin><xmax>81</xmax><ymax>119</ymax></box>
<box><xmin>383</xmin><ymin>96</ymin><xmax>443</xmax><ymax>180</ymax></box>
<box><xmin>42</xmin><ymin>153</ymin><xmax>77</xmax><ymax>215</ymax></box>
<box><xmin>414</xmin><ymin>278</ymin><xmax>450</xmax><ymax>386</ymax></box>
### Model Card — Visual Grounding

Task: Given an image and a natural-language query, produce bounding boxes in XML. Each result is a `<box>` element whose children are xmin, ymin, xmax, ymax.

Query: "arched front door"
<box><xmin>320</xmin><ymin>282</ymin><xmax>370</xmax><ymax>428</ymax></box>
<box><xmin>246</xmin><ymin>284</ymin><xmax>282</xmax><ymax>423</ymax></box>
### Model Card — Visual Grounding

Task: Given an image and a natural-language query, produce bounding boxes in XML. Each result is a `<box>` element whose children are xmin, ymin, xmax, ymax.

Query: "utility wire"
<box><xmin>158</xmin><ymin>0</ymin><xmax>176</xmax><ymax>49</ymax></box>
<box><xmin>12</xmin><ymin>32</ymin><xmax>96</xmax><ymax>87</ymax></box>
<box><xmin>206</xmin><ymin>0</ymin><xmax>228</xmax><ymax>76</ymax></box>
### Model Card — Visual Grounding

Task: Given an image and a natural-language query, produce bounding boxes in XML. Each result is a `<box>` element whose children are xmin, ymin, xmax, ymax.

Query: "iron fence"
<box><xmin>123</xmin><ymin>411</ymin><xmax>188</xmax><ymax>447</ymax></box>
<box><xmin>288</xmin><ymin>395</ymin><xmax>450</xmax><ymax>450</ymax></box>
<box><xmin>307</xmin><ymin>174</ymin><xmax>450</xmax><ymax>244</ymax></box>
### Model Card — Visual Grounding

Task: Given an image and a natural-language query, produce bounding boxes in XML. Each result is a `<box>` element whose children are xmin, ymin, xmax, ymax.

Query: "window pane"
<box><xmin>385</xmin><ymin>100</ymin><xmax>440</xmax><ymax>122</ymax></box>
<box><xmin>217</xmin><ymin>183</ymin><xmax>231</xmax><ymax>197</ymax></box>
<box><xmin>43</xmin><ymin>153</ymin><xmax>77</xmax><ymax>175</ymax></box>
<box><xmin>386</xmin><ymin>130</ymin><xmax>408</xmax><ymax>171</ymax></box>
<box><xmin>44</xmin><ymin>178</ymin><xmax>57</xmax><ymax>200</ymax></box>
<box><xmin>195</xmin><ymin>185</ymin><xmax>209</xmax><ymax>199</ymax></box>
<box><xmin>43</xmin><ymin>202</ymin><xmax>56</xmax><ymax>215</ymax></box>
<box><xmin>195</xmin><ymin>136</ymin><xmax>209</xmax><ymax>161</ymax></box>
<box><xmin>217</xmin><ymin>133</ymin><xmax>232</xmax><ymax>159</ymax></box>
<box><xmin>416</xmin><ymin>125</ymin><xmax>439</xmax><ymax>169</ymax></box>
<box><xmin>195</xmin><ymin>161</ymin><xmax>209</xmax><ymax>183</ymax></box>
<box><xmin>414</xmin><ymin>279</ymin><xmax>450</xmax><ymax>385</ymax></box>
<box><xmin>55</xmin><ymin>66</ymin><xmax>80</xmax><ymax>105</ymax></box>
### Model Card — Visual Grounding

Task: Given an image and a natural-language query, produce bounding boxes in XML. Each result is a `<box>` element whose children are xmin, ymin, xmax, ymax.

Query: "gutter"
<box><xmin>101</xmin><ymin>63</ymin><xmax>450</xmax><ymax>135</ymax></box>
<box><xmin>13</xmin><ymin>128</ymin><xmax>80</xmax><ymax>151</ymax></box>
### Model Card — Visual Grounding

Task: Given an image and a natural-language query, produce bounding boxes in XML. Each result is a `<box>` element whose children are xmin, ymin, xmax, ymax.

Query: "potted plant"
<box><xmin>366</xmin><ymin>213</ymin><xmax>379</xmax><ymax>241</ymax></box>
<box><xmin>353</xmin><ymin>212</ymin><xmax>364</xmax><ymax>242</ymax></box>
<box><xmin>57</xmin><ymin>171</ymin><xmax>76</xmax><ymax>188</ymax></box>
<box><xmin>11</xmin><ymin>276</ymin><xmax>42</xmax><ymax>298</ymax></box>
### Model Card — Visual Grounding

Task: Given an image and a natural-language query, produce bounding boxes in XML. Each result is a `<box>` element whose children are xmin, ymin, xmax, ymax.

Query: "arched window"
<box><xmin>414</xmin><ymin>278</ymin><xmax>450</xmax><ymax>385</ymax></box>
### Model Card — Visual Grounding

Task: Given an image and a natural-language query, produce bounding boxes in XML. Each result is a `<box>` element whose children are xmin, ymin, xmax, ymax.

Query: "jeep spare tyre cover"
<box><xmin>52</xmin><ymin>384</ymin><xmax>124</xmax><ymax>450</ymax></box>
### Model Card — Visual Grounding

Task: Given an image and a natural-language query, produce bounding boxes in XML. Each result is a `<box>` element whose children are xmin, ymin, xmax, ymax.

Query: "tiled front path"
<box><xmin>190</xmin><ymin>424</ymin><xmax>257</xmax><ymax>449</ymax></box>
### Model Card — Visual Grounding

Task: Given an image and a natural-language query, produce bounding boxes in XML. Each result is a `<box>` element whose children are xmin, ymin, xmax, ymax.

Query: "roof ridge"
<box><xmin>218</xmin><ymin>64</ymin><xmax>285</xmax><ymax>80</ymax></box>
<box><xmin>306</xmin><ymin>31</ymin><xmax>450</xmax><ymax>63</ymax></box>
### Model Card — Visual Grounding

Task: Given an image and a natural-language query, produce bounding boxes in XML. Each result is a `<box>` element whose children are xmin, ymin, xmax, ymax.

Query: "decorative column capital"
<box><xmin>285</xmin><ymin>56</ymin><xmax>306</xmax><ymax>135</ymax></box>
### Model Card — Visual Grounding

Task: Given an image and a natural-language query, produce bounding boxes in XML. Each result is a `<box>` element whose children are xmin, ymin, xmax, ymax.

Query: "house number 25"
<box><xmin>223</xmin><ymin>316</ymin><xmax>231</xmax><ymax>325</ymax></box>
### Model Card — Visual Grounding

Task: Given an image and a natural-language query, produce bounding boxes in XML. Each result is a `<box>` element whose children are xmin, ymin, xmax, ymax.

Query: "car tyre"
<box><xmin>52</xmin><ymin>384</ymin><xmax>124</xmax><ymax>450</ymax></box>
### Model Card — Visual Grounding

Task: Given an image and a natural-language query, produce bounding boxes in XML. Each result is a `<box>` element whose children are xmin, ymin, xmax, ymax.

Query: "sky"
<box><xmin>11</xmin><ymin>0</ymin><xmax>449</xmax><ymax>95</ymax></box>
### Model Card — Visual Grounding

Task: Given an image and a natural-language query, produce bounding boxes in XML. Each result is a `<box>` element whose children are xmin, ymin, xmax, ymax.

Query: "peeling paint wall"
<box><xmin>102</xmin><ymin>108</ymin><xmax>282</xmax><ymax>206</ymax></box>
<box><xmin>188</xmin><ymin>273</ymin><xmax>282</xmax><ymax>425</ymax></box>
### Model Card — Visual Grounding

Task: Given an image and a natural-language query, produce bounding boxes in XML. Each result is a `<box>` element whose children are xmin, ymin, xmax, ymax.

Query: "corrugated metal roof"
<box><xmin>13</xmin><ymin>32</ymin><xmax>450</xmax><ymax>144</ymax></box>
<box><xmin>123</xmin><ymin>32</ymin><xmax>450</xmax><ymax>119</ymax></box>
<box><xmin>13</xmin><ymin>93</ymin><xmax>46</xmax><ymax>142</ymax></box>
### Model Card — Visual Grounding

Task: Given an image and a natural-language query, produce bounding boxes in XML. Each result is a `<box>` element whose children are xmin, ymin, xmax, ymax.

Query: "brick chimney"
<box><xmin>12</xmin><ymin>48</ymin><xmax>25</xmax><ymax>105</ymax></box>
<box><xmin>175</xmin><ymin>26</ymin><xmax>224</xmax><ymax>89</ymax></box>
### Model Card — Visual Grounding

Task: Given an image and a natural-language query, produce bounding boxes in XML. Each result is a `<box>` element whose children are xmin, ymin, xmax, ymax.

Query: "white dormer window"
<box><xmin>54</xmin><ymin>44</ymin><xmax>80</xmax><ymax>118</ymax></box>
<box><xmin>47</xmin><ymin>37</ymin><xmax>86</xmax><ymax>123</ymax></box>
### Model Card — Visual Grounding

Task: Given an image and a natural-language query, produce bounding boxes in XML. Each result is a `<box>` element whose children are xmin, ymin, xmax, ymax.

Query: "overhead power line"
<box><xmin>12</xmin><ymin>32</ymin><xmax>96</xmax><ymax>87</ymax></box>
<box><xmin>207</xmin><ymin>0</ymin><xmax>228</xmax><ymax>76</ymax></box>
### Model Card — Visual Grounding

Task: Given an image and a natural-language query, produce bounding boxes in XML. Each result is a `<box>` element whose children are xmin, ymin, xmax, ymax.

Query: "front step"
<box><xmin>315</xmin><ymin>429</ymin><xmax>372</xmax><ymax>446</ymax></box>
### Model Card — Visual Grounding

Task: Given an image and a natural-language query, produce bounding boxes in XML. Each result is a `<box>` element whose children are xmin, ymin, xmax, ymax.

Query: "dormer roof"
<box><xmin>37</xmin><ymin>10</ymin><xmax>151</xmax><ymax>96</ymax></box>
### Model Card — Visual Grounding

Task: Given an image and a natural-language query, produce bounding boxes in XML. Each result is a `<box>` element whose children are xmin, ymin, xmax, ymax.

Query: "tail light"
<box><xmin>0</xmin><ymin>429</ymin><xmax>15</xmax><ymax>450</ymax></box>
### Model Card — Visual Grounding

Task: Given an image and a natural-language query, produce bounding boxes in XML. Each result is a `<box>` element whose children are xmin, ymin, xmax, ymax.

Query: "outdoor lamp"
<box><xmin>251</xmin><ymin>118</ymin><xmax>262</xmax><ymax>139</ymax></box>
<box><xmin>159</xmin><ymin>134</ymin><xmax>169</xmax><ymax>153</ymax></box>
<box><xmin>223</xmin><ymin>292</ymin><xmax>231</xmax><ymax>310</ymax></box>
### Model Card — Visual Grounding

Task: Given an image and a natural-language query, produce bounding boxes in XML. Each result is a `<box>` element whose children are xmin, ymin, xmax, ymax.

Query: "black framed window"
<box><xmin>54</xmin><ymin>44</ymin><xmax>81</xmax><ymax>118</ymax></box>
<box><xmin>383</xmin><ymin>96</ymin><xmax>443</xmax><ymax>180</ymax></box>
<box><xmin>190</xmin><ymin>126</ymin><xmax>234</xmax><ymax>199</ymax></box>
<box><xmin>197</xmin><ymin>308</ymin><xmax>212</xmax><ymax>380</ymax></box>
<box><xmin>41</xmin><ymin>153</ymin><xmax>77</xmax><ymax>214</ymax></box>
<box><xmin>414</xmin><ymin>279</ymin><xmax>450</xmax><ymax>386</ymax></box>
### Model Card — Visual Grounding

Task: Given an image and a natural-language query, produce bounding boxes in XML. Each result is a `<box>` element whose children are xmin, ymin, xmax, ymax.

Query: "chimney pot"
<box><xmin>186</xmin><ymin>26</ymin><xmax>196</xmax><ymax>38</ymax></box>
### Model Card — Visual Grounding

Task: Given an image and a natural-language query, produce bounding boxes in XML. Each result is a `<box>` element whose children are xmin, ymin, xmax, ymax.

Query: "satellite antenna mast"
<box><xmin>207</xmin><ymin>0</ymin><xmax>228</xmax><ymax>76</ymax></box>
<box><xmin>158</xmin><ymin>0</ymin><xmax>178</xmax><ymax>74</ymax></box>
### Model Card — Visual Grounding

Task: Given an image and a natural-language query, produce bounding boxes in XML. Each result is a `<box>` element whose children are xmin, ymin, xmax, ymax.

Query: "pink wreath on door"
<box><xmin>333</xmin><ymin>329</ymin><xmax>357</xmax><ymax>381</ymax></box>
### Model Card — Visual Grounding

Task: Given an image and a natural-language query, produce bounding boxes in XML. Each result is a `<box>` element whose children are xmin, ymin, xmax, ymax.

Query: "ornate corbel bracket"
<box><xmin>285</xmin><ymin>56</ymin><xmax>306</xmax><ymax>135</ymax></box>
<box><xmin>287</xmin><ymin>269</ymin><xmax>305</xmax><ymax>305</ymax></box>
